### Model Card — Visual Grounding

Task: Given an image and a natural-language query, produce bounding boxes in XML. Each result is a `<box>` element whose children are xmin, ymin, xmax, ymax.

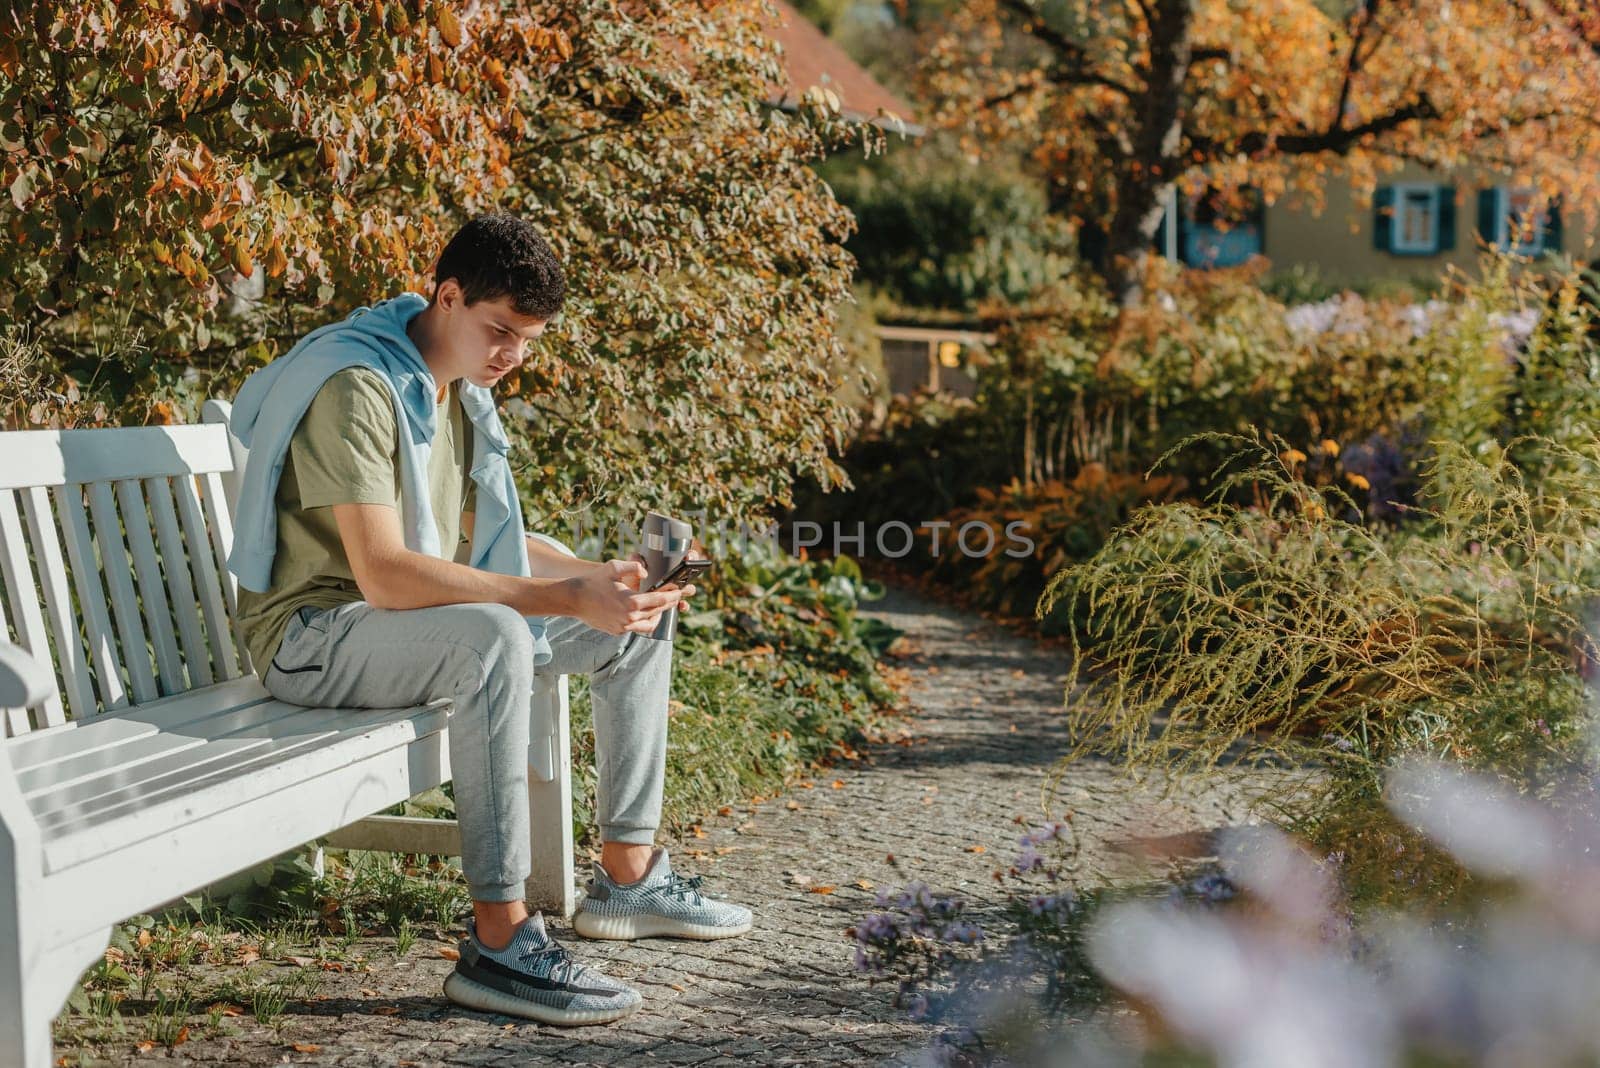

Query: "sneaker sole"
<box><xmin>442</xmin><ymin>971</ymin><xmax>641</xmax><ymax>1026</ymax></box>
<box><xmin>572</xmin><ymin>910</ymin><xmax>753</xmax><ymax>941</ymax></box>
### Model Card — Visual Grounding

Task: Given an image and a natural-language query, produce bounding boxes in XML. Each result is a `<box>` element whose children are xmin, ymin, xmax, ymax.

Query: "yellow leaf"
<box><xmin>436</xmin><ymin>7</ymin><xmax>462</xmax><ymax>48</ymax></box>
<box><xmin>265</xmin><ymin>239</ymin><xmax>288</xmax><ymax>278</ymax></box>
<box><xmin>229</xmin><ymin>237</ymin><xmax>254</xmax><ymax>278</ymax></box>
<box><xmin>293</xmin><ymin>1043</ymin><xmax>321</xmax><ymax>1053</ymax></box>
<box><xmin>438</xmin><ymin>946</ymin><xmax>460</xmax><ymax>961</ymax></box>
<box><xmin>808</xmin><ymin>885</ymin><xmax>836</xmax><ymax>895</ymax></box>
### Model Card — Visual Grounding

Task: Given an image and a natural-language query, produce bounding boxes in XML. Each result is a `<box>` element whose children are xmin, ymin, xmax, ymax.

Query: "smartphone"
<box><xmin>649</xmin><ymin>556</ymin><xmax>713</xmax><ymax>592</ymax></box>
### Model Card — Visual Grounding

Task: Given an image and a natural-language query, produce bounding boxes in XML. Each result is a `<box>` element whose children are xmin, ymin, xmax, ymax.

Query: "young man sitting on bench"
<box><xmin>225</xmin><ymin>213</ymin><xmax>752</xmax><ymax>1027</ymax></box>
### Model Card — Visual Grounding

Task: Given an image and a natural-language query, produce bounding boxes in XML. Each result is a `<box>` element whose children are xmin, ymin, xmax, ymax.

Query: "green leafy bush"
<box><xmin>1041</xmin><ymin>431</ymin><xmax>1600</xmax><ymax>813</ymax></box>
<box><xmin>820</xmin><ymin>139</ymin><xmax>1074</xmax><ymax>313</ymax></box>
<box><xmin>926</xmin><ymin>466</ymin><xmax>1186</xmax><ymax>627</ymax></box>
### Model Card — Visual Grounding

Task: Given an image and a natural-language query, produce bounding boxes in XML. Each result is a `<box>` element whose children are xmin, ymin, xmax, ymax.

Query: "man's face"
<box><xmin>435</xmin><ymin>280</ymin><xmax>549</xmax><ymax>389</ymax></box>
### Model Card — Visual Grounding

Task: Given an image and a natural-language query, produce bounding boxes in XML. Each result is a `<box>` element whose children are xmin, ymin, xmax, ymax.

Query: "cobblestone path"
<box><xmin>86</xmin><ymin>584</ymin><xmax>1273</xmax><ymax>1066</ymax></box>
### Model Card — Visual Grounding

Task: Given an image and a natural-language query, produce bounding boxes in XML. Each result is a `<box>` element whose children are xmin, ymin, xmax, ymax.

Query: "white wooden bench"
<box><xmin>0</xmin><ymin>400</ymin><xmax>577</xmax><ymax>1068</ymax></box>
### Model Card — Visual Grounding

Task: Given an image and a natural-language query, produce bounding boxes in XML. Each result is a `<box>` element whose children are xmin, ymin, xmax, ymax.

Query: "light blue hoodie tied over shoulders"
<box><xmin>224</xmin><ymin>292</ymin><xmax>551</xmax><ymax>666</ymax></box>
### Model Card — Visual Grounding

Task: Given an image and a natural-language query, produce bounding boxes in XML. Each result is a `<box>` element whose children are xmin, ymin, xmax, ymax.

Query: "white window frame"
<box><xmin>1493</xmin><ymin>186</ymin><xmax>1547</xmax><ymax>257</ymax></box>
<box><xmin>1159</xmin><ymin>185</ymin><xmax>1179</xmax><ymax>262</ymax></box>
<box><xmin>1391</xmin><ymin>183</ymin><xmax>1440</xmax><ymax>254</ymax></box>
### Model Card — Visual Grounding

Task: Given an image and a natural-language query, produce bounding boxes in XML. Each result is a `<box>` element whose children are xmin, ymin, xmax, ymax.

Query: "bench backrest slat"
<box><xmin>116</xmin><ymin>478</ymin><xmax>186</xmax><ymax>694</ymax></box>
<box><xmin>146</xmin><ymin>477</ymin><xmax>212</xmax><ymax>688</ymax></box>
<box><xmin>200</xmin><ymin>470</ymin><xmax>246</xmax><ymax>671</ymax></box>
<box><xmin>172</xmin><ymin>473</ymin><xmax>242</xmax><ymax>680</ymax></box>
<box><xmin>0</xmin><ymin>490</ymin><xmax>67</xmax><ymax>729</ymax></box>
<box><xmin>87</xmin><ymin>479</ymin><xmax>160</xmax><ymax>706</ymax></box>
<box><xmin>0</xmin><ymin>422</ymin><xmax>246</xmax><ymax>731</ymax></box>
<box><xmin>54</xmin><ymin>484</ymin><xmax>130</xmax><ymax>712</ymax></box>
<box><xmin>21</xmin><ymin>486</ymin><xmax>97</xmax><ymax>723</ymax></box>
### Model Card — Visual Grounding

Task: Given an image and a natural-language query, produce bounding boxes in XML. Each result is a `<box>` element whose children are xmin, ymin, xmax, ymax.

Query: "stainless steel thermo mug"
<box><xmin>641</xmin><ymin>511</ymin><xmax>693</xmax><ymax>642</ymax></box>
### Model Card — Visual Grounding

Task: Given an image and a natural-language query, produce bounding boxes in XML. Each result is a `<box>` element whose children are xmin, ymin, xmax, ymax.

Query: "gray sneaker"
<box><xmin>572</xmin><ymin>847</ymin><xmax>754</xmax><ymax>941</ymax></box>
<box><xmin>442</xmin><ymin>913</ymin><xmax>642</xmax><ymax>1025</ymax></box>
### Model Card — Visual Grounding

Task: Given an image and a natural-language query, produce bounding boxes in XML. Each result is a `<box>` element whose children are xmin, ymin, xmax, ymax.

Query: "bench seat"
<box><xmin>15</xmin><ymin>678</ymin><xmax>453</xmax><ymax>875</ymax></box>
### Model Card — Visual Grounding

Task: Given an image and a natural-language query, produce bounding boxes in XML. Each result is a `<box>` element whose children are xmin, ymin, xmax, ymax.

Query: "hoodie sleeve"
<box><xmin>292</xmin><ymin>367</ymin><xmax>400</xmax><ymax>510</ymax></box>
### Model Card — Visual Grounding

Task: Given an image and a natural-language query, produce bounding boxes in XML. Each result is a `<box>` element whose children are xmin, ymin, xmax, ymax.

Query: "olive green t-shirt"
<box><xmin>236</xmin><ymin>367</ymin><xmax>475</xmax><ymax>673</ymax></box>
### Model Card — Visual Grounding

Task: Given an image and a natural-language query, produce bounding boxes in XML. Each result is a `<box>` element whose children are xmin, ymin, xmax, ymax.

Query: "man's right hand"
<box><xmin>571</xmin><ymin>559</ymin><xmax>696</xmax><ymax>636</ymax></box>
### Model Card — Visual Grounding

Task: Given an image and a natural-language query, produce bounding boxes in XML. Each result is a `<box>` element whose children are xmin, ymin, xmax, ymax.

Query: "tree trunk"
<box><xmin>1103</xmin><ymin>0</ymin><xmax>1196</xmax><ymax>308</ymax></box>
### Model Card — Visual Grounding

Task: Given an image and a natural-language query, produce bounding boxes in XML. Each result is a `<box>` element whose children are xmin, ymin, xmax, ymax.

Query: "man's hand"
<box><xmin>572</xmin><ymin>558</ymin><xmax>698</xmax><ymax>636</ymax></box>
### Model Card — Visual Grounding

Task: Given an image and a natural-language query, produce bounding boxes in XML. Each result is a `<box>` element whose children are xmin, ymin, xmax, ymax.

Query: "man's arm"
<box><xmin>335</xmin><ymin>503</ymin><xmax>686</xmax><ymax>635</ymax></box>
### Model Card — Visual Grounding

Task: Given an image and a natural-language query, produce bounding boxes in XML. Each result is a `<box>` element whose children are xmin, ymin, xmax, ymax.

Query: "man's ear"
<box><xmin>434</xmin><ymin>278</ymin><xmax>463</xmax><ymax>310</ymax></box>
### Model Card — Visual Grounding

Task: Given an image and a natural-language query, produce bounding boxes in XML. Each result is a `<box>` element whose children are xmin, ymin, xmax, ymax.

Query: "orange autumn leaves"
<box><xmin>923</xmin><ymin>0</ymin><xmax>1600</xmax><ymax>296</ymax></box>
<box><xmin>1</xmin><ymin>2</ymin><xmax>572</xmax><ymax>327</ymax></box>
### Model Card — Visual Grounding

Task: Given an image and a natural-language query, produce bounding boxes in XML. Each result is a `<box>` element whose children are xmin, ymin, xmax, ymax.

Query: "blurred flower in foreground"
<box><xmin>1089</xmin><ymin>759</ymin><xmax>1600</xmax><ymax>1067</ymax></box>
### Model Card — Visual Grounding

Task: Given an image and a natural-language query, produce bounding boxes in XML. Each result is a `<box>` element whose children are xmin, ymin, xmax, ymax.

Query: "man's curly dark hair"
<box><xmin>433</xmin><ymin>213</ymin><xmax>566</xmax><ymax>319</ymax></box>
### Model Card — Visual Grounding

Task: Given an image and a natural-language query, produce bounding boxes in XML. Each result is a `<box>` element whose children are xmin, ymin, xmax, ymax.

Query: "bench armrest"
<box><xmin>0</xmin><ymin>642</ymin><xmax>54</xmax><ymax>709</ymax></box>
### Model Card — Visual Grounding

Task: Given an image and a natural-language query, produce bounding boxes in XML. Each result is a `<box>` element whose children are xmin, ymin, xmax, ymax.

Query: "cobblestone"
<box><xmin>75</xmin><ymin>584</ymin><xmax>1281</xmax><ymax>1066</ymax></box>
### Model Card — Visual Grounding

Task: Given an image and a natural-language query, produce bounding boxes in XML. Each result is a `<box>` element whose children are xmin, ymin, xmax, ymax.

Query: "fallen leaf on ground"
<box><xmin>359</xmin><ymin>988</ymin><xmax>381</xmax><ymax>997</ymax></box>
<box><xmin>854</xmin><ymin>879</ymin><xmax>874</xmax><ymax>891</ymax></box>
<box><xmin>135</xmin><ymin>1040</ymin><xmax>156</xmax><ymax>1052</ymax></box>
<box><xmin>669</xmin><ymin>982</ymin><xmax>686</xmax><ymax>992</ymax></box>
<box><xmin>691</xmin><ymin>825</ymin><xmax>706</xmax><ymax>839</ymax></box>
<box><xmin>292</xmin><ymin>1043</ymin><xmax>320</xmax><ymax>1053</ymax></box>
<box><xmin>206</xmin><ymin>1002</ymin><xmax>244</xmax><ymax>1017</ymax></box>
<box><xmin>808</xmin><ymin>885</ymin><xmax>836</xmax><ymax>895</ymax></box>
<box><xmin>718</xmin><ymin>806</ymin><xmax>732</xmax><ymax>816</ymax></box>
<box><xmin>714</xmin><ymin>846</ymin><xmax>738</xmax><ymax>855</ymax></box>
<box><xmin>785</xmin><ymin>801</ymin><xmax>801</xmax><ymax>811</ymax></box>
<box><xmin>799</xmin><ymin>780</ymin><xmax>815</xmax><ymax>789</ymax></box>
<box><xmin>172</xmin><ymin>1027</ymin><xmax>189</xmax><ymax>1046</ymax></box>
<box><xmin>790</xmin><ymin>873</ymin><xmax>813</xmax><ymax>886</ymax></box>
<box><xmin>373</xmin><ymin>1006</ymin><xmax>402</xmax><ymax>1016</ymax></box>
<box><xmin>502</xmin><ymin>1022</ymin><xmax>516</xmax><ymax>1030</ymax></box>
<box><xmin>831</xmin><ymin>780</ymin><xmax>845</xmax><ymax>790</ymax></box>
<box><xmin>438</xmin><ymin>947</ymin><xmax>460</xmax><ymax>961</ymax></box>
<box><xmin>287</xmin><ymin>955</ymin><xmax>316</xmax><ymax>967</ymax></box>
<box><xmin>966</xmin><ymin>845</ymin><xmax>987</xmax><ymax>853</ymax></box>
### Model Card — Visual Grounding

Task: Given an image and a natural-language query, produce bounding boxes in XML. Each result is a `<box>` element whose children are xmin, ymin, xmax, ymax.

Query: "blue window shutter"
<box><xmin>1153</xmin><ymin>205</ymin><xmax>1170</xmax><ymax>257</ymax></box>
<box><xmin>1436</xmin><ymin>185</ymin><xmax>1456</xmax><ymax>252</ymax></box>
<box><xmin>1373</xmin><ymin>186</ymin><xmax>1395</xmax><ymax>252</ymax></box>
<box><xmin>1477</xmin><ymin>189</ymin><xmax>1499</xmax><ymax>247</ymax></box>
<box><xmin>1544</xmin><ymin>198</ymin><xmax>1564</xmax><ymax>252</ymax></box>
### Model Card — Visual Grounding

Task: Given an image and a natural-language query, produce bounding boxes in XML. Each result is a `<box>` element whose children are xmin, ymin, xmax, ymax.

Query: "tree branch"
<box><xmin>1187</xmin><ymin>94</ymin><xmax>1436</xmax><ymax>161</ymax></box>
<box><xmin>994</xmin><ymin>0</ymin><xmax>1136</xmax><ymax>98</ymax></box>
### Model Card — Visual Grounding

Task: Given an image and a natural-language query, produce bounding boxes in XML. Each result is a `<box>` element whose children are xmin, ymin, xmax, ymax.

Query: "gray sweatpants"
<box><xmin>260</xmin><ymin>601</ymin><xmax>673</xmax><ymax>902</ymax></box>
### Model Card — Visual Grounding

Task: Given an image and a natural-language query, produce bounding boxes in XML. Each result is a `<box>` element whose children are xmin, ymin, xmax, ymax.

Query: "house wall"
<box><xmin>1260</xmin><ymin>164</ymin><xmax>1600</xmax><ymax>286</ymax></box>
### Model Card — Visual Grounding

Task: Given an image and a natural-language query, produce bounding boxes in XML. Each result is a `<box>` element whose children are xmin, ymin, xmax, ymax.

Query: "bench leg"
<box><xmin>525</xmin><ymin>675</ymin><xmax>575</xmax><ymax>919</ymax></box>
<box><xmin>0</xmin><ymin>918</ymin><xmax>110</xmax><ymax>1068</ymax></box>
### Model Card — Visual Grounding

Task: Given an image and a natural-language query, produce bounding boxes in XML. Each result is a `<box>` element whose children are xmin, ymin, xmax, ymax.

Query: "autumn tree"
<box><xmin>0</xmin><ymin>0</ymin><xmax>875</xmax><ymax>526</ymax></box>
<box><xmin>922</xmin><ymin>0</ymin><xmax>1600</xmax><ymax>304</ymax></box>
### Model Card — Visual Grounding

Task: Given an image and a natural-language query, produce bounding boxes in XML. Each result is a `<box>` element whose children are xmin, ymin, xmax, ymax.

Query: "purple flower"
<box><xmin>1188</xmin><ymin>872</ymin><xmax>1238</xmax><ymax>904</ymax></box>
